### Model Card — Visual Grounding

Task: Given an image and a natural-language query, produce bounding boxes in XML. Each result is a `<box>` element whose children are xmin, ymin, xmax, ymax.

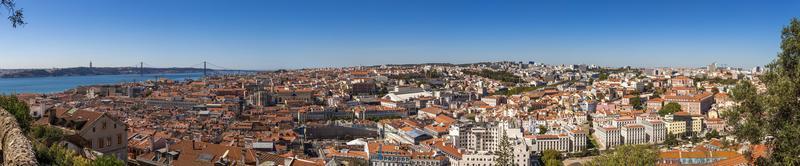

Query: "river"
<box><xmin>0</xmin><ymin>73</ymin><xmax>204</xmax><ymax>94</ymax></box>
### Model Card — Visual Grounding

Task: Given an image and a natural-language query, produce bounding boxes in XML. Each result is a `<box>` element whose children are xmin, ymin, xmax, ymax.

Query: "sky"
<box><xmin>1</xmin><ymin>0</ymin><xmax>798</xmax><ymax>70</ymax></box>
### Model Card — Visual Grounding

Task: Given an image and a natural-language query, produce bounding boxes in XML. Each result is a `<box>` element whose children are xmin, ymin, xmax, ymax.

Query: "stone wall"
<box><xmin>0</xmin><ymin>108</ymin><xmax>37</xmax><ymax>165</ymax></box>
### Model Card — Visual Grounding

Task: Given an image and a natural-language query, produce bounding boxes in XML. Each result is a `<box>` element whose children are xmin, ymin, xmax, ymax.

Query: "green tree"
<box><xmin>91</xmin><ymin>155</ymin><xmax>125</xmax><ymax>166</ymax></box>
<box><xmin>664</xmin><ymin>133</ymin><xmax>679</xmax><ymax>147</ymax></box>
<box><xmin>34</xmin><ymin>142</ymin><xmax>91</xmax><ymax>166</ymax></box>
<box><xmin>585</xmin><ymin>145</ymin><xmax>658</xmax><ymax>166</ymax></box>
<box><xmin>598</xmin><ymin>73</ymin><xmax>609</xmax><ymax>81</ymax></box>
<box><xmin>541</xmin><ymin>149</ymin><xmax>563</xmax><ymax>166</ymax></box>
<box><xmin>658</xmin><ymin>102</ymin><xmax>681</xmax><ymax>116</ymax></box>
<box><xmin>29</xmin><ymin>125</ymin><xmax>65</xmax><ymax>145</ymax></box>
<box><xmin>538</xmin><ymin>125</ymin><xmax>549</xmax><ymax>134</ymax></box>
<box><xmin>722</xmin><ymin>18</ymin><xmax>800</xmax><ymax>164</ymax></box>
<box><xmin>630</xmin><ymin>96</ymin><xmax>643</xmax><ymax>110</ymax></box>
<box><xmin>705</xmin><ymin>130</ymin><xmax>721</xmax><ymax>140</ymax></box>
<box><xmin>0</xmin><ymin>95</ymin><xmax>33</xmax><ymax>132</ymax></box>
<box><xmin>494</xmin><ymin>130</ymin><xmax>513</xmax><ymax>166</ymax></box>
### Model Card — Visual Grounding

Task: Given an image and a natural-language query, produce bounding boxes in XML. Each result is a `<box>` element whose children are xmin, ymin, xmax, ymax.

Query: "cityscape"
<box><xmin>1</xmin><ymin>1</ymin><xmax>799</xmax><ymax>166</ymax></box>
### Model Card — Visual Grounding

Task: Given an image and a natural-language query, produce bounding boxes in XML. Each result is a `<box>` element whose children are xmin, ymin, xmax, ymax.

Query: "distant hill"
<box><xmin>0</xmin><ymin>67</ymin><xmax>211</xmax><ymax>78</ymax></box>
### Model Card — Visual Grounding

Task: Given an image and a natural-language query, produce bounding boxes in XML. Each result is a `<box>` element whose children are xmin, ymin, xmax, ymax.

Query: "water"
<box><xmin>0</xmin><ymin>73</ymin><xmax>204</xmax><ymax>94</ymax></box>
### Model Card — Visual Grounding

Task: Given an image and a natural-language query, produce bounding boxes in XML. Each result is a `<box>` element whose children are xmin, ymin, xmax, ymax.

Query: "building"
<box><xmin>531</xmin><ymin>134</ymin><xmax>571</xmax><ymax>152</ymax></box>
<box><xmin>670</xmin><ymin>76</ymin><xmax>694</xmax><ymax>87</ymax></box>
<box><xmin>593</xmin><ymin>126</ymin><xmax>621</xmax><ymax>150</ymax></box>
<box><xmin>621</xmin><ymin>124</ymin><xmax>647</xmax><ymax>145</ymax></box>
<box><xmin>42</xmin><ymin>108</ymin><xmax>128</xmax><ymax>161</ymax></box>
<box><xmin>665</xmin><ymin>120</ymin><xmax>687</xmax><ymax>136</ymax></box>
<box><xmin>446</xmin><ymin>122</ymin><xmax>532</xmax><ymax>166</ymax></box>
<box><xmin>663</xmin><ymin>92</ymin><xmax>714</xmax><ymax>115</ymax></box>
<box><xmin>640</xmin><ymin>119</ymin><xmax>667</xmax><ymax>144</ymax></box>
<box><xmin>365</xmin><ymin>142</ymin><xmax>412</xmax><ymax>166</ymax></box>
<box><xmin>671</xmin><ymin>112</ymin><xmax>704</xmax><ymax>136</ymax></box>
<box><xmin>136</xmin><ymin>140</ymin><xmax>257</xmax><ymax>166</ymax></box>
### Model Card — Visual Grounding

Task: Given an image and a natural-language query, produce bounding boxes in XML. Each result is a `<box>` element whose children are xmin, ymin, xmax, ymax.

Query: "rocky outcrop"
<box><xmin>0</xmin><ymin>108</ymin><xmax>37</xmax><ymax>166</ymax></box>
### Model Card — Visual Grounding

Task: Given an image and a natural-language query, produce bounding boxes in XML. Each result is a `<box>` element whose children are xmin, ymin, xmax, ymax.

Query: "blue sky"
<box><xmin>1</xmin><ymin>0</ymin><xmax>797</xmax><ymax>70</ymax></box>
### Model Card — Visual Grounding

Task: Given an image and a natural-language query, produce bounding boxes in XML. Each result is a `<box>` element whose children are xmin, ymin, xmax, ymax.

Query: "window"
<box><xmin>93</xmin><ymin>127</ymin><xmax>96</xmax><ymax>132</ymax></box>
<box><xmin>117</xmin><ymin>134</ymin><xmax>123</xmax><ymax>145</ymax></box>
<box><xmin>114</xmin><ymin>124</ymin><xmax>117</xmax><ymax>129</ymax></box>
<box><xmin>102</xmin><ymin>122</ymin><xmax>107</xmax><ymax>130</ymax></box>
<box><xmin>99</xmin><ymin>139</ymin><xmax>105</xmax><ymax>148</ymax></box>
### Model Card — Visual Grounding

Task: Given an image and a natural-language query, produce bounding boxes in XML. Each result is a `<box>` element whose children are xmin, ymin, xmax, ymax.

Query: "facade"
<box><xmin>44</xmin><ymin>109</ymin><xmax>128</xmax><ymax>161</ymax></box>
<box><xmin>664</xmin><ymin>92</ymin><xmax>714</xmax><ymax>115</ymax></box>
<box><xmin>640</xmin><ymin>119</ymin><xmax>667</xmax><ymax>144</ymax></box>
<box><xmin>366</xmin><ymin>142</ymin><xmax>412</xmax><ymax>166</ymax></box>
<box><xmin>621</xmin><ymin>124</ymin><xmax>647</xmax><ymax>145</ymax></box>
<box><xmin>446</xmin><ymin>123</ymin><xmax>532</xmax><ymax>166</ymax></box>
<box><xmin>593</xmin><ymin>126</ymin><xmax>621</xmax><ymax>150</ymax></box>
<box><xmin>136</xmin><ymin>140</ymin><xmax>257</xmax><ymax>166</ymax></box>
<box><xmin>666</xmin><ymin>120</ymin><xmax>687</xmax><ymax>136</ymax></box>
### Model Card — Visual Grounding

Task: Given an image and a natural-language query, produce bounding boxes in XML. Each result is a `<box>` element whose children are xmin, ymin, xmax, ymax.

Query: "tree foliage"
<box><xmin>664</xmin><ymin>133</ymin><xmax>679</xmax><ymax>147</ymax></box>
<box><xmin>541</xmin><ymin>149</ymin><xmax>563</xmax><ymax>166</ymax></box>
<box><xmin>722</xmin><ymin>18</ymin><xmax>800</xmax><ymax>165</ymax></box>
<box><xmin>630</xmin><ymin>96</ymin><xmax>643</xmax><ymax>110</ymax></box>
<box><xmin>91</xmin><ymin>155</ymin><xmax>125</xmax><ymax>166</ymax></box>
<box><xmin>1</xmin><ymin>0</ymin><xmax>25</xmax><ymax>27</ymax></box>
<box><xmin>658</xmin><ymin>102</ymin><xmax>681</xmax><ymax>116</ymax></box>
<box><xmin>0</xmin><ymin>95</ymin><xmax>33</xmax><ymax>132</ymax></box>
<box><xmin>494</xmin><ymin>130</ymin><xmax>513</xmax><ymax>166</ymax></box>
<box><xmin>463</xmin><ymin>69</ymin><xmax>522</xmax><ymax>83</ymax></box>
<box><xmin>34</xmin><ymin>142</ymin><xmax>91</xmax><ymax>166</ymax></box>
<box><xmin>705</xmin><ymin>130</ymin><xmax>721</xmax><ymax>140</ymax></box>
<box><xmin>29</xmin><ymin>125</ymin><xmax>65</xmax><ymax>145</ymax></box>
<box><xmin>585</xmin><ymin>145</ymin><xmax>658</xmax><ymax>166</ymax></box>
<box><xmin>538</xmin><ymin>125</ymin><xmax>548</xmax><ymax>135</ymax></box>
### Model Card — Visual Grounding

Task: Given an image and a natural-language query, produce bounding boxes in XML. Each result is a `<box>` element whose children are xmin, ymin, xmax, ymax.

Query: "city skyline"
<box><xmin>2</xmin><ymin>0</ymin><xmax>798</xmax><ymax>69</ymax></box>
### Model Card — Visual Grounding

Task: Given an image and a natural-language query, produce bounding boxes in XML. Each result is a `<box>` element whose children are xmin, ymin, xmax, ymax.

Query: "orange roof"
<box><xmin>434</xmin><ymin>115</ymin><xmax>457</xmax><ymax>125</ymax></box>
<box><xmin>712</xmin><ymin>154</ymin><xmax>747</xmax><ymax>166</ymax></box>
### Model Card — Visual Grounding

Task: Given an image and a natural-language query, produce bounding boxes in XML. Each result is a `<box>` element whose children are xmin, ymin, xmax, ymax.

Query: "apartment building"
<box><xmin>640</xmin><ymin>119</ymin><xmax>667</xmax><ymax>144</ymax></box>
<box><xmin>621</xmin><ymin>124</ymin><xmax>647</xmax><ymax>145</ymax></box>
<box><xmin>593</xmin><ymin>126</ymin><xmax>621</xmax><ymax>150</ymax></box>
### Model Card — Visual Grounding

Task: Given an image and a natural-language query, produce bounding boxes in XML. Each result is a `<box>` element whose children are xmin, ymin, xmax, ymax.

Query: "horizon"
<box><xmin>2</xmin><ymin>0</ymin><xmax>798</xmax><ymax>69</ymax></box>
<box><xmin>0</xmin><ymin>60</ymin><xmax>757</xmax><ymax>71</ymax></box>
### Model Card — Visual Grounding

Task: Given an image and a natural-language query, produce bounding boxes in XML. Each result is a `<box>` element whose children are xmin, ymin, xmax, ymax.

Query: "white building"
<box><xmin>593</xmin><ymin>125</ymin><xmax>621</xmax><ymax>150</ymax></box>
<box><xmin>447</xmin><ymin>122</ymin><xmax>532</xmax><ymax>166</ymax></box>
<box><xmin>621</xmin><ymin>124</ymin><xmax>647</xmax><ymax>145</ymax></box>
<box><xmin>640</xmin><ymin>119</ymin><xmax>667</xmax><ymax>144</ymax></box>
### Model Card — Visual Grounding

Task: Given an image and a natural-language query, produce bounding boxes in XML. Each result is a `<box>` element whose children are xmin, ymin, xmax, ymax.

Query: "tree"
<box><xmin>705</xmin><ymin>130</ymin><xmax>721</xmax><ymax>140</ymax></box>
<box><xmin>664</xmin><ymin>133</ymin><xmax>679</xmax><ymax>147</ymax></box>
<box><xmin>29</xmin><ymin>125</ymin><xmax>65</xmax><ymax>145</ymax></box>
<box><xmin>34</xmin><ymin>142</ymin><xmax>91</xmax><ymax>166</ymax></box>
<box><xmin>494</xmin><ymin>130</ymin><xmax>513</xmax><ymax>166</ymax></box>
<box><xmin>658</xmin><ymin>102</ymin><xmax>681</xmax><ymax>116</ymax></box>
<box><xmin>722</xmin><ymin>18</ymin><xmax>800</xmax><ymax>164</ymax></box>
<box><xmin>541</xmin><ymin>149</ymin><xmax>563</xmax><ymax>166</ymax></box>
<box><xmin>585</xmin><ymin>145</ymin><xmax>658</xmax><ymax>166</ymax></box>
<box><xmin>91</xmin><ymin>155</ymin><xmax>125</xmax><ymax>166</ymax></box>
<box><xmin>630</xmin><ymin>96</ymin><xmax>643</xmax><ymax>110</ymax></box>
<box><xmin>0</xmin><ymin>95</ymin><xmax>33</xmax><ymax>132</ymax></box>
<box><xmin>538</xmin><ymin>125</ymin><xmax>548</xmax><ymax>134</ymax></box>
<box><xmin>1</xmin><ymin>0</ymin><xmax>25</xmax><ymax>27</ymax></box>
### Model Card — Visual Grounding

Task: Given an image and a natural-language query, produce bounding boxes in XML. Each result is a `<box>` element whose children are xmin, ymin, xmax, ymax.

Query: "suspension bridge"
<box><xmin>122</xmin><ymin>61</ymin><xmax>255</xmax><ymax>77</ymax></box>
